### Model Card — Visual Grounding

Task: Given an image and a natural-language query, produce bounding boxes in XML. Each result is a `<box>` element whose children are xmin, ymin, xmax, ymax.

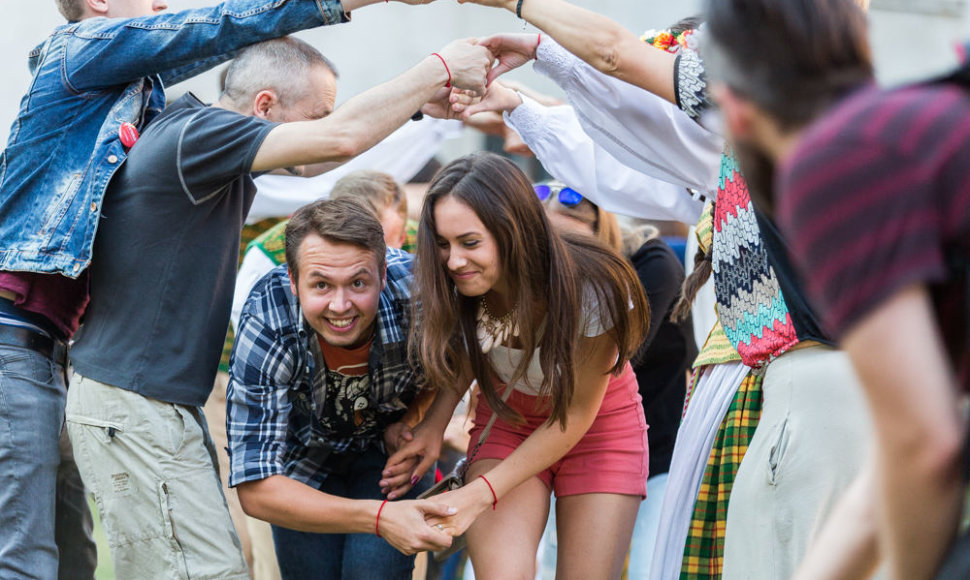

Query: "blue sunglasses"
<box><xmin>534</xmin><ymin>183</ymin><xmax>584</xmax><ymax>207</ymax></box>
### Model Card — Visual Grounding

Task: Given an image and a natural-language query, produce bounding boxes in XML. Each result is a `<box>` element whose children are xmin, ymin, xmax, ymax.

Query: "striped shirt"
<box><xmin>778</xmin><ymin>84</ymin><xmax>970</xmax><ymax>384</ymax></box>
<box><xmin>226</xmin><ymin>248</ymin><xmax>423</xmax><ymax>488</ymax></box>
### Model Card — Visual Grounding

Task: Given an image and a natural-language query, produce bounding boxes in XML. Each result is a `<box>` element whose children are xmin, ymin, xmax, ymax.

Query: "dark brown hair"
<box><xmin>704</xmin><ymin>0</ymin><xmax>873</xmax><ymax>212</ymax></box>
<box><xmin>285</xmin><ymin>198</ymin><xmax>386</xmax><ymax>282</ymax></box>
<box><xmin>412</xmin><ymin>153</ymin><xmax>649</xmax><ymax>427</ymax></box>
<box><xmin>673</xmin><ymin>244</ymin><xmax>712</xmax><ymax>323</ymax></box>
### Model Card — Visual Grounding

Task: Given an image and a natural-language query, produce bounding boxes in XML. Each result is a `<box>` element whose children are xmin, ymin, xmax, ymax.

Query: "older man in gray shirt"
<box><xmin>66</xmin><ymin>36</ymin><xmax>489</xmax><ymax>579</ymax></box>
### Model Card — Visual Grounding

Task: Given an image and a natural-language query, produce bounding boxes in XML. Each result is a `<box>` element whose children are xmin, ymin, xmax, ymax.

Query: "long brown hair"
<box><xmin>412</xmin><ymin>153</ymin><xmax>649</xmax><ymax>427</ymax></box>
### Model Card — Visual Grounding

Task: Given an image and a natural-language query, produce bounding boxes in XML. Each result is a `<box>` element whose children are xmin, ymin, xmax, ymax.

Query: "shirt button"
<box><xmin>107</xmin><ymin>155</ymin><xmax>118</xmax><ymax>164</ymax></box>
<box><xmin>90</xmin><ymin>202</ymin><xmax>97</xmax><ymax>212</ymax></box>
<box><xmin>72</xmin><ymin>264</ymin><xmax>80</xmax><ymax>273</ymax></box>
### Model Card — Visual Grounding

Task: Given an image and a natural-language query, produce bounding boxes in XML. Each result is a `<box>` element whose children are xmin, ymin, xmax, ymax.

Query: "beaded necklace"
<box><xmin>475</xmin><ymin>298</ymin><xmax>519</xmax><ymax>353</ymax></box>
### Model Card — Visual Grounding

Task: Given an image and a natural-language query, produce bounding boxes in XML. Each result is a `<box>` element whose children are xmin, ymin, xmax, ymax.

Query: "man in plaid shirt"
<box><xmin>228</xmin><ymin>198</ymin><xmax>453</xmax><ymax>578</ymax></box>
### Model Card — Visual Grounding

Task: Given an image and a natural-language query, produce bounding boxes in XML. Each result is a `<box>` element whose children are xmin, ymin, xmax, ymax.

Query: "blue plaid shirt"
<box><xmin>227</xmin><ymin>249</ymin><xmax>421</xmax><ymax>488</ymax></box>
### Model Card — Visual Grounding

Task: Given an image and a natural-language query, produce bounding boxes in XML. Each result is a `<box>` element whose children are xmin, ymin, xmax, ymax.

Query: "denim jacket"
<box><xmin>0</xmin><ymin>0</ymin><xmax>348</xmax><ymax>277</ymax></box>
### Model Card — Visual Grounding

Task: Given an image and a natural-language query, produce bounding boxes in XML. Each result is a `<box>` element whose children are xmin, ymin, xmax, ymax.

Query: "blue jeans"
<box><xmin>272</xmin><ymin>445</ymin><xmax>424</xmax><ymax>580</ymax></box>
<box><xmin>0</xmin><ymin>343</ymin><xmax>96</xmax><ymax>579</ymax></box>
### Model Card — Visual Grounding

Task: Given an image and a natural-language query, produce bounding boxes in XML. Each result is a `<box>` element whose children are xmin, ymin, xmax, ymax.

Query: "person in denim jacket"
<box><xmin>0</xmin><ymin>0</ymin><xmax>433</xmax><ymax>578</ymax></box>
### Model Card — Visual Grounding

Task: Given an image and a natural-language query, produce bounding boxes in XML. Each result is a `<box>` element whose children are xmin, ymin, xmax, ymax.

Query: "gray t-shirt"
<box><xmin>71</xmin><ymin>93</ymin><xmax>276</xmax><ymax>406</ymax></box>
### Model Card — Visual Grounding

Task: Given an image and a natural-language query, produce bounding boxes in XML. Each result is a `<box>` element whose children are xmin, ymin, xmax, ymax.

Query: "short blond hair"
<box><xmin>330</xmin><ymin>170</ymin><xmax>406</xmax><ymax>221</ymax></box>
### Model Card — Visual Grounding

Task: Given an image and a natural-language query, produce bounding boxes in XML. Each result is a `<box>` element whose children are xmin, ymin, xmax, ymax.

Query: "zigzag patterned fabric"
<box><xmin>711</xmin><ymin>154</ymin><xmax>799</xmax><ymax>368</ymax></box>
<box><xmin>675</xmin><ymin>44</ymin><xmax>802</xmax><ymax>368</ymax></box>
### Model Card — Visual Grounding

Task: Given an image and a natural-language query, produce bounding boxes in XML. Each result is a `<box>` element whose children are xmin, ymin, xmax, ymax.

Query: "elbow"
<box><xmin>589</xmin><ymin>27</ymin><xmax>626</xmax><ymax>76</ymax></box>
<box><xmin>325</xmin><ymin>131</ymin><xmax>365</xmax><ymax>163</ymax></box>
<box><xmin>922</xmin><ymin>424</ymin><xmax>966</xmax><ymax>487</ymax></box>
<box><xmin>236</xmin><ymin>483</ymin><xmax>266</xmax><ymax>520</ymax></box>
<box><xmin>889</xmin><ymin>415</ymin><xmax>966</xmax><ymax>490</ymax></box>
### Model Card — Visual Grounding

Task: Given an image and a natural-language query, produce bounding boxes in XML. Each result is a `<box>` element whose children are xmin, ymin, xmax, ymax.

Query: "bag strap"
<box><xmin>464</xmin><ymin>379</ymin><xmax>514</xmax><ymax>466</ymax></box>
<box><xmin>462</xmin><ymin>317</ymin><xmax>546</xmax><ymax>472</ymax></box>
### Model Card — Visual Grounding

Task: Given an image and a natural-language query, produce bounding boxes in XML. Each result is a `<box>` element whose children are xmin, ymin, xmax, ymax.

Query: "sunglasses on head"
<box><xmin>534</xmin><ymin>183</ymin><xmax>584</xmax><ymax>207</ymax></box>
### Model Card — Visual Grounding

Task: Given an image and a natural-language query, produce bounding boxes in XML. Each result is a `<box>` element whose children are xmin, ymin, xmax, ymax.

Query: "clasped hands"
<box><xmin>380</xmin><ymin>420</ymin><xmax>496</xmax><ymax>544</ymax></box>
<box><xmin>424</xmin><ymin>32</ymin><xmax>545</xmax><ymax>121</ymax></box>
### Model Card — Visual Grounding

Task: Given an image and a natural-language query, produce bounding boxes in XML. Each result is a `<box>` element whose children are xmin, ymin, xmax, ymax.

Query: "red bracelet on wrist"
<box><xmin>478</xmin><ymin>475</ymin><xmax>498</xmax><ymax>510</ymax></box>
<box><xmin>431</xmin><ymin>52</ymin><xmax>452</xmax><ymax>88</ymax></box>
<box><xmin>376</xmin><ymin>499</ymin><xmax>388</xmax><ymax>537</ymax></box>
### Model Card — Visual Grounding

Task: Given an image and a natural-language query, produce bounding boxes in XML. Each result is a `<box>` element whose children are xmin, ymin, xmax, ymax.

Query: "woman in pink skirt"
<box><xmin>383</xmin><ymin>152</ymin><xmax>650</xmax><ymax>580</ymax></box>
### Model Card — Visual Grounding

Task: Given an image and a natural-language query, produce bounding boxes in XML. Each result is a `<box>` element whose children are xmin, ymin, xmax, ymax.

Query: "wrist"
<box><xmin>430</xmin><ymin>53</ymin><xmax>452</xmax><ymax>88</ymax></box>
<box><xmin>503</xmin><ymin>89</ymin><xmax>524</xmax><ymax>112</ymax></box>
<box><xmin>471</xmin><ymin>478</ymin><xmax>497</xmax><ymax>511</ymax></box>
<box><xmin>339</xmin><ymin>0</ymin><xmax>379</xmax><ymax>11</ymax></box>
<box><xmin>374</xmin><ymin>499</ymin><xmax>389</xmax><ymax>537</ymax></box>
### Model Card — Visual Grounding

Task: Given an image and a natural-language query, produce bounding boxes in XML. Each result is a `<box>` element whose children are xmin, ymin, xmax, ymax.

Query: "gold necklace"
<box><xmin>476</xmin><ymin>298</ymin><xmax>518</xmax><ymax>353</ymax></box>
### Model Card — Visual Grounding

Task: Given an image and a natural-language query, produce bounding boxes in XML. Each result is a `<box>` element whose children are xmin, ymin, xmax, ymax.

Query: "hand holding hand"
<box><xmin>380</xmin><ymin>420</ymin><xmax>445</xmax><ymax>499</ymax></box>
<box><xmin>423</xmin><ymin>87</ymin><xmax>477</xmax><ymax>120</ymax></box>
<box><xmin>478</xmin><ymin>33</ymin><xmax>541</xmax><ymax>85</ymax></box>
<box><xmin>379</xmin><ymin>499</ymin><xmax>457</xmax><ymax>555</ymax></box>
<box><xmin>423</xmin><ymin>477</ymin><xmax>495</xmax><ymax>537</ymax></box>
<box><xmin>383</xmin><ymin>422</ymin><xmax>414</xmax><ymax>456</ymax></box>
<box><xmin>435</xmin><ymin>39</ymin><xmax>493</xmax><ymax>96</ymax></box>
<box><xmin>455</xmin><ymin>81</ymin><xmax>522</xmax><ymax>118</ymax></box>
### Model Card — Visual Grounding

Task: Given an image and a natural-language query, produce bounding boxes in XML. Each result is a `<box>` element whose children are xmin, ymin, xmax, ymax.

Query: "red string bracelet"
<box><xmin>431</xmin><ymin>53</ymin><xmax>452</xmax><ymax>88</ymax></box>
<box><xmin>535</xmin><ymin>33</ymin><xmax>542</xmax><ymax>61</ymax></box>
<box><xmin>375</xmin><ymin>499</ymin><xmax>388</xmax><ymax>537</ymax></box>
<box><xmin>478</xmin><ymin>475</ymin><xmax>498</xmax><ymax>510</ymax></box>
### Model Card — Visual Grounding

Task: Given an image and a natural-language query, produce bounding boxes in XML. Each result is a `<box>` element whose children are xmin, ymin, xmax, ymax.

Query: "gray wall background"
<box><xmin>1</xmin><ymin>0</ymin><xmax>967</xmax><ymax>149</ymax></box>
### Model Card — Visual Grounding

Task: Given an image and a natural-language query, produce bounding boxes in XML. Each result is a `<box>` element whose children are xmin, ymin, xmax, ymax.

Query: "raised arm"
<box><xmin>250</xmin><ymin>39</ymin><xmax>490</xmax><ymax>172</ymax></box>
<box><xmin>246</xmin><ymin>117</ymin><xmax>462</xmax><ymax>222</ymax></box>
<box><xmin>460</xmin><ymin>0</ymin><xmax>676</xmax><ymax>100</ymax></box>
<box><xmin>65</xmin><ymin>0</ymin><xmax>349</xmax><ymax>90</ymax></box>
<box><xmin>470</xmin><ymin>34</ymin><xmax>723</xmax><ymax>194</ymax></box>
<box><xmin>461</xmin><ymin>82</ymin><xmax>705</xmax><ymax>221</ymax></box>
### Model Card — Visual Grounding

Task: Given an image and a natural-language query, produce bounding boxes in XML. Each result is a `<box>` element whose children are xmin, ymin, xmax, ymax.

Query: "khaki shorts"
<box><xmin>66</xmin><ymin>373</ymin><xmax>249</xmax><ymax>580</ymax></box>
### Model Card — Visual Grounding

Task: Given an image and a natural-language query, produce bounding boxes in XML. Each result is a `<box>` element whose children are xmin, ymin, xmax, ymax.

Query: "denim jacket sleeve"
<box><xmin>62</xmin><ymin>0</ymin><xmax>348</xmax><ymax>92</ymax></box>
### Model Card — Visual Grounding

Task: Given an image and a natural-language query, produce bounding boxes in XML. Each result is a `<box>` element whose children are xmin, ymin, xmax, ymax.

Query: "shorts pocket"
<box><xmin>767</xmin><ymin>417</ymin><xmax>791</xmax><ymax>485</ymax></box>
<box><xmin>66</xmin><ymin>414</ymin><xmax>125</xmax><ymax>445</ymax></box>
<box><xmin>158</xmin><ymin>480</ymin><xmax>190</xmax><ymax>580</ymax></box>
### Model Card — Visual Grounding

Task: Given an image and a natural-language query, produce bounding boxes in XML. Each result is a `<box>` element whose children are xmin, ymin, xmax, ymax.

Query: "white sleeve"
<box><xmin>532</xmin><ymin>38</ymin><xmax>723</xmax><ymax>194</ymax></box>
<box><xmin>505</xmin><ymin>95</ymin><xmax>704</xmax><ymax>223</ymax></box>
<box><xmin>246</xmin><ymin>117</ymin><xmax>463</xmax><ymax>223</ymax></box>
<box><xmin>231</xmin><ymin>249</ymin><xmax>278</xmax><ymax>332</ymax></box>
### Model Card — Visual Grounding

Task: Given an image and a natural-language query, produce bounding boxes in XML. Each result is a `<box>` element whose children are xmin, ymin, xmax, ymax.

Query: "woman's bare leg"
<box><xmin>555</xmin><ymin>493</ymin><xmax>641</xmax><ymax>580</ymax></box>
<box><xmin>464</xmin><ymin>459</ymin><xmax>551</xmax><ymax>580</ymax></box>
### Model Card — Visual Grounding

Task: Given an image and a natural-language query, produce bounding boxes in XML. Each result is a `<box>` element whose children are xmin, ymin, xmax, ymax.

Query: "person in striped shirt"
<box><xmin>703</xmin><ymin>0</ymin><xmax>969</xmax><ymax>577</ymax></box>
